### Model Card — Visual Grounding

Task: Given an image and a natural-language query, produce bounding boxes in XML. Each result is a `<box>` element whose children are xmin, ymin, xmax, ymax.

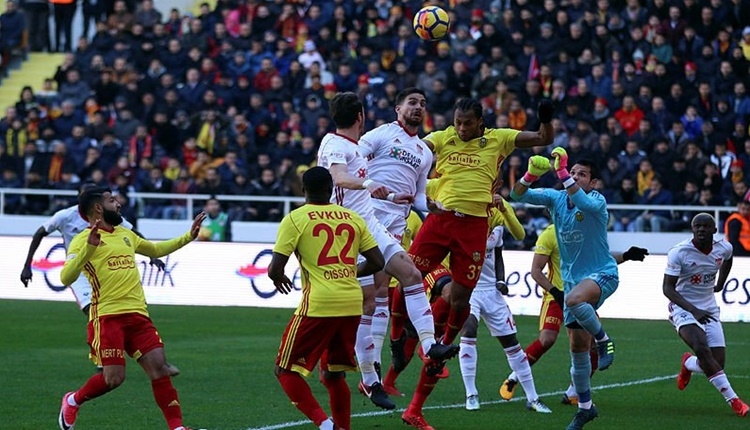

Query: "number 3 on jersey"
<box><xmin>313</xmin><ymin>223</ymin><xmax>356</xmax><ymax>266</ymax></box>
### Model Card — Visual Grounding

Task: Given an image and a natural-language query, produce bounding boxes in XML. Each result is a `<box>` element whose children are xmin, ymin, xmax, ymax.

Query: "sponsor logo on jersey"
<box><xmin>106</xmin><ymin>255</ymin><xmax>136</xmax><ymax>270</ymax></box>
<box><xmin>446</xmin><ymin>152</ymin><xmax>481</xmax><ymax>167</ymax></box>
<box><xmin>388</xmin><ymin>147</ymin><xmax>422</xmax><ymax>169</ymax></box>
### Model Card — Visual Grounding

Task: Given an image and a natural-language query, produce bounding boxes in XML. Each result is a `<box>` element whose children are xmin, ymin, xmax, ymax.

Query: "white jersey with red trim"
<box><xmin>317</xmin><ymin>132</ymin><xmax>376</xmax><ymax>220</ymax></box>
<box><xmin>664</xmin><ymin>239</ymin><xmax>733</xmax><ymax>313</ymax></box>
<box><xmin>359</xmin><ymin>121</ymin><xmax>433</xmax><ymax>219</ymax></box>
<box><xmin>42</xmin><ymin>205</ymin><xmax>134</xmax><ymax>249</ymax></box>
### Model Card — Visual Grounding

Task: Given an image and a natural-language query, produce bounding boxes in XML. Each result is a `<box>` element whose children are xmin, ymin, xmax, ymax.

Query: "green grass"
<box><xmin>1</xmin><ymin>300</ymin><xmax>749</xmax><ymax>430</ymax></box>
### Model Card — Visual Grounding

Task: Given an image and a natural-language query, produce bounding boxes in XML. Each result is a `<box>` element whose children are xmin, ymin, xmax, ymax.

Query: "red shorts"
<box><xmin>409</xmin><ymin>212</ymin><xmax>489</xmax><ymax>288</ymax></box>
<box><xmin>87</xmin><ymin>313</ymin><xmax>164</xmax><ymax>366</ymax></box>
<box><xmin>276</xmin><ymin>315</ymin><xmax>360</xmax><ymax>377</ymax></box>
<box><xmin>538</xmin><ymin>298</ymin><xmax>564</xmax><ymax>332</ymax></box>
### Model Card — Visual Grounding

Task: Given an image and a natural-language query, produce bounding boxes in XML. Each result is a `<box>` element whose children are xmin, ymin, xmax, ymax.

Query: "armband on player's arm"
<box><xmin>60</xmin><ymin>244</ymin><xmax>96</xmax><ymax>286</ymax></box>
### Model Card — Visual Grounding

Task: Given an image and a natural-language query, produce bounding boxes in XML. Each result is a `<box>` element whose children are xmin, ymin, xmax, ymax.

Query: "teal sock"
<box><xmin>569</xmin><ymin>302</ymin><xmax>605</xmax><ymax>339</ymax></box>
<box><xmin>571</xmin><ymin>351</ymin><xmax>591</xmax><ymax>403</ymax></box>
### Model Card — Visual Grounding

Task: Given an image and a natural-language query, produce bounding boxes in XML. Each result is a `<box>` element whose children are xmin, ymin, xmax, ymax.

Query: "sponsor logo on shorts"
<box><xmin>545</xmin><ymin>316</ymin><xmax>561</xmax><ymax>325</ymax></box>
<box><xmin>101</xmin><ymin>348</ymin><xmax>125</xmax><ymax>359</ymax></box>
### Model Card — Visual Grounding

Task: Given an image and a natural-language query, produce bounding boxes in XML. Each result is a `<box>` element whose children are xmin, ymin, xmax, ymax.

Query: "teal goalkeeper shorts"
<box><xmin>563</xmin><ymin>271</ymin><xmax>619</xmax><ymax>326</ymax></box>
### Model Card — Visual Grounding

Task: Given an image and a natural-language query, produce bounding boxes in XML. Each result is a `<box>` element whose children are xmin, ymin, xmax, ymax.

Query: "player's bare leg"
<box><xmin>678</xmin><ymin>325</ymin><xmax>748</xmax><ymax>416</ymax></box>
<box><xmin>566</xmin><ymin>279</ymin><xmax>615</xmax><ymax>370</ymax></box>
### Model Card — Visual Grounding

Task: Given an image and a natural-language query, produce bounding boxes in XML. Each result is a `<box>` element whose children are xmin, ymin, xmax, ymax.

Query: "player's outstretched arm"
<box><xmin>611</xmin><ymin>246</ymin><xmax>649</xmax><ymax>264</ymax></box>
<box><xmin>20</xmin><ymin>226</ymin><xmax>51</xmax><ymax>287</ymax></box>
<box><xmin>495</xmin><ymin>247</ymin><xmax>508</xmax><ymax>295</ymax></box>
<box><xmin>715</xmin><ymin>257</ymin><xmax>733</xmax><ymax>292</ymax></box>
<box><xmin>357</xmin><ymin>246</ymin><xmax>385</xmax><ymax>278</ymax></box>
<box><xmin>513</xmin><ymin>100</ymin><xmax>555</xmax><ymax>148</ymax></box>
<box><xmin>328</xmin><ymin>163</ymin><xmax>390</xmax><ymax>199</ymax></box>
<box><xmin>551</xmin><ymin>147</ymin><xmax>606</xmax><ymax>213</ymax></box>
<box><xmin>132</xmin><ymin>229</ymin><xmax>166</xmax><ymax>271</ymax></box>
<box><xmin>495</xmin><ymin>197</ymin><xmax>525</xmax><ymax>240</ymax></box>
<box><xmin>663</xmin><ymin>274</ymin><xmax>716</xmax><ymax>324</ymax></box>
<box><xmin>135</xmin><ymin>212</ymin><xmax>207</xmax><ymax>258</ymax></box>
<box><xmin>510</xmin><ymin>156</ymin><xmax>551</xmax><ymax>204</ymax></box>
<box><xmin>268</xmin><ymin>252</ymin><xmax>294</xmax><ymax>294</ymax></box>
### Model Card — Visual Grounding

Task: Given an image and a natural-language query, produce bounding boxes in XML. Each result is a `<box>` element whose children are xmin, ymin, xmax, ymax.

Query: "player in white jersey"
<box><xmin>317</xmin><ymin>92</ymin><xmax>459</xmax><ymax>410</ymax></box>
<box><xmin>20</xmin><ymin>183</ymin><xmax>164</xmax><ymax>315</ymax></box>
<box><xmin>355</xmin><ymin>88</ymin><xmax>435</xmax><ymax>387</ymax></box>
<box><xmin>663</xmin><ymin>213</ymin><xmax>748</xmax><ymax>417</ymax></box>
<box><xmin>457</xmin><ymin>201</ymin><xmax>552</xmax><ymax>414</ymax></box>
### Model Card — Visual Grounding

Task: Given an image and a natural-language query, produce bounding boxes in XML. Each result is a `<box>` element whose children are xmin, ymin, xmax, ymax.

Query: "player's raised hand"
<box><xmin>149</xmin><ymin>258</ymin><xmax>166</xmax><ymax>271</ymax></box>
<box><xmin>691</xmin><ymin>308</ymin><xmax>717</xmax><ymax>324</ymax></box>
<box><xmin>20</xmin><ymin>266</ymin><xmax>32</xmax><ymax>287</ymax></box>
<box><xmin>623</xmin><ymin>246</ymin><xmax>649</xmax><ymax>262</ymax></box>
<box><xmin>365</xmin><ymin>180</ymin><xmax>390</xmax><ymax>199</ymax></box>
<box><xmin>493</xmin><ymin>194</ymin><xmax>507</xmax><ymax>211</ymax></box>
<box><xmin>88</xmin><ymin>220</ymin><xmax>102</xmax><ymax>246</ymax></box>
<box><xmin>274</xmin><ymin>274</ymin><xmax>295</xmax><ymax>294</ymax></box>
<box><xmin>190</xmin><ymin>211</ymin><xmax>208</xmax><ymax>239</ymax></box>
<box><xmin>551</xmin><ymin>147</ymin><xmax>568</xmax><ymax>171</ymax></box>
<box><xmin>537</xmin><ymin>99</ymin><xmax>555</xmax><ymax>124</ymax></box>
<box><xmin>527</xmin><ymin>155</ymin><xmax>551</xmax><ymax>178</ymax></box>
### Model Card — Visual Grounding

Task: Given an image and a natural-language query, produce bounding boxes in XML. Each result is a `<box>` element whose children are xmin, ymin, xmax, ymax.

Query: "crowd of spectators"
<box><xmin>1</xmin><ymin>0</ymin><xmax>750</xmax><ymax>241</ymax></box>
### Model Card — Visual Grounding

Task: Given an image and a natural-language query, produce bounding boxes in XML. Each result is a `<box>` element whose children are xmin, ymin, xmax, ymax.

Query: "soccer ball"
<box><xmin>413</xmin><ymin>6</ymin><xmax>450</xmax><ymax>41</ymax></box>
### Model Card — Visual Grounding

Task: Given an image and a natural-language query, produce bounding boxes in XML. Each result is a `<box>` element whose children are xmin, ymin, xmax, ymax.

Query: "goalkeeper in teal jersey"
<box><xmin>510</xmin><ymin>148</ymin><xmax>630</xmax><ymax>430</ymax></box>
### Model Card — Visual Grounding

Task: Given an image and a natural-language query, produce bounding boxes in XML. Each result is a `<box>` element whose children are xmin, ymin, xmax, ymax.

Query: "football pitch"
<box><xmin>2</xmin><ymin>300</ymin><xmax>748</xmax><ymax>430</ymax></box>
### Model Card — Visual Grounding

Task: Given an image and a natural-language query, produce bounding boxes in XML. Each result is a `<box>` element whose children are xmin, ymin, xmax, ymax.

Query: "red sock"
<box><xmin>383</xmin><ymin>364</ymin><xmax>399</xmax><ymax>387</ymax></box>
<box><xmin>404</xmin><ymin>335</ymin><xmax>419</xmax><ymax>364</ymax></box>
<box><xmin>151</xmin><ymin>376</ymin><xmax>182</xmax><ymax>430</ymax></box>
<box><xmin>73</xmin><ymin>373</ymin><xmax>112</xmax><ymax>405</ymax></box>
<box><xmin>589</xmin><ymin>347</ymin><xmax>598</xmax><ymax>377</ymax></box>
<box><xmin>277</xmin><ymin>371</ymin><xmax>328</xmax><ymax>426</ymax></box>
<box><xmin>443</xmin><ymin>307</ymin><xmax>470</xmax><ymax>345</ymax></box>
<box><xmin>390</xmin><ymin>288</ymin><xmax>407</xmax><ymax>341</ymax></box>
<box><xmin>524</xmin><ymin>339</ymin><xmax>551</xmax><ymax>366</ymax></box>
<box><xmin>431</xmin><ymin>297</ymin><xmax>450</xmax><ymax>334</ymax></box>
<box><xmin>323</xmin><ymin>376</ymin><xmax>350</xmax><ymax>430</ymax></box>
<box><xmin>407</xmin><ymin>363</ymin><xmax>440</xmax><ymax>413</ymax></box>
<box><xmin>387</xmin><ymin>286</ymin><xmax>396</xmax><ymax>311</ymax></box>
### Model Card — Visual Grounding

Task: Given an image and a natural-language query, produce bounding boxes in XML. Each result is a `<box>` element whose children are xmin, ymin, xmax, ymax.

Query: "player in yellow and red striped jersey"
<box><xmin>57</xmin><ymin>187</ymin><xmax>205</xmax><ymax>430</ymax></box>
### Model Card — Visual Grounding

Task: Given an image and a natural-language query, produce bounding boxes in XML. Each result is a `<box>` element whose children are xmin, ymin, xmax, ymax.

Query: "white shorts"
<box><xmin>70</xmin><ymin>273</ymin><xmax>93</xmax><ymax>310</ymax></box>
<box><xmin>669</xmin><ymin>303</ymin><xmax>725</xmax><ymax>348</ymax></box>
<box><xmin>364</xmin><ymin>215</ymin><xmax>404</xmax><ymax>266</ymax></box>
<box><xmin>469</xmin><ymin>288</ymin><xmax>516</xmax><ymax>337</ymax></box>
<box><xmin>373</xmin><ymin>208</ymin><xmax>407</xmax><ymax>241</ymax></box>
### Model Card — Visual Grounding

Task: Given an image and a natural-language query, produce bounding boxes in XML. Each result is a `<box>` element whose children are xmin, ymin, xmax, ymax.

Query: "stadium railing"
<box><xmin>0</xmin><ymin>187</ymin><xmax>736</xmax><ymax>222</ymax></box>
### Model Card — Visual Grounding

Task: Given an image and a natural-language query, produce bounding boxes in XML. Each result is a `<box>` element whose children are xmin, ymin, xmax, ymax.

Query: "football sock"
<box><xmin>403</xmin><ymin>335</ymin><xmax>419</xmax><ymax>366</ymax></box>
<box><xmin>383</xmin><ymin>365</ymin><xmax>398</xmax><ymax>387</ymax></box>
<box><xmin>565</xmin><ymin>384</ymin><xmax>577</xmax><ymax>398</ymax></box>
<box><xmin>431</xmin><ymin>296</ymin><xmax>450</xmax><ymax>334</ymax></box>
<box><xmin>278</xmin><ymin>371</ymin><xmax>328</xmax><ymax>426</ymax></box>
<box><xmin>73</xmin><ymin>373</ymin><xmax>111</xmax><ymax>405</ymax></box>
<box><xmin>318</xmin><ymin>418</ymin><xmax>334</xmax><ymax>430</ymax></box>
<box><xmin>390</xmin><ymin>287</ymin><xmax>407</xmax><ymax>340</ymax></box>
<box><xmin>323</xmin><ymin>376</ymin><xmax>351</xmax><ymax>430</ymax></box>
<box><xmin>402</xmin><ymin>283</ymin><xmax>436</xmax><ymax>355</ymax></box>
<box><xmin>571</xmin><ymin>351</ymin><xmax>592</xmax><ymax>409</ymax></box>
<box><xmin>355</xmin><ymin>315</ymin><xmax>378</xmax><ymax>385</ymax></box>
<box><xmin>371</xmin><ymin>297</ymin><xmax>390</xmax><ymax>366</ymax></box>
<box><xmin>443</xmin><ymin>306</ymin><xmax>470</xmax><ymax>345</ymax></box>
<box><xmin>568</xmin><ymin>302</ymin><xmax>606</xmax><ymax>340</ymax></box>
<box><xmin>589</xmin><ymin>346</ymin><xmax>598</xmax><ymax>376</ymax></box>
<box><xmin>685</xmin><ymin>355</ymin><xmax>704</xmax><ymax>373</ymax></box>
<box><xmin>505</xmin><ymin>344</ymin><xmax>538</xmax><ymax>401</ymax></box>
<box><xmin>459</xmin><ymin>337</ymin><xmax>478</xmax><ymax>397</ymax></box>
<box><xmin>408</xmin><ymin>363</ymin><xmax>440</xmax><ymax>412</ymax></box>
<box><xmin>708</xmin><ymin>371</ymin><xmax>738</xmax><ymax>401</ymax></box>
<box><xmin>524</xmin><ymin>339</ymin><xmax>550</xmax><ymax>365</ymax></box>
<box><xmin>151</xmin><ymin>376</ymin><xmax>182</xmax><ymax>430</ymax></box>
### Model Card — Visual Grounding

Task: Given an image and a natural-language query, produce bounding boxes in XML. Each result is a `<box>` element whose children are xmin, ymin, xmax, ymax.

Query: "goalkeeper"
<box><xmin>510</xmin><ymin>149</ymin><xmax>648</xmax><ymax>430</ymax></box>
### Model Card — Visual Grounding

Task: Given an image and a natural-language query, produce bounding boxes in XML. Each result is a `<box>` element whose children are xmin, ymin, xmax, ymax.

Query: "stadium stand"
<box><xmin>0</xmin><ymin>0</ymin><xmax>749</xmax><ymax>240</ymax></box>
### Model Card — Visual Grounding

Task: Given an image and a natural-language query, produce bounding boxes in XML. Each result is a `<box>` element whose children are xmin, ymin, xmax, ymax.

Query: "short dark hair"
<box><xmin>396</xmin><ymin>87</ymin><xmax>426</xmax><ymax>106</ymax></box>
<box><xmin>302</xmin><ymin>166</ymin><xmax>333</xmax><ymax>196</ymax></box>
<box><xmin>454</xmin><ymin>98</ymin><xmax>483</xmax><ymax>120</ymax></box>
<box><xmin>574</xmin><ymin>158</ymin><xmax>601</xmax><ymax>180</ymax></box>
<box><xmin>78</xmin><ymin>186</ymin><xmax>110</xmax><ymax>218</ymax></box>
<box><xmin>329</xmin><ymin>92</ymin><xmax>363</xmax><ymax>128</ymax></box>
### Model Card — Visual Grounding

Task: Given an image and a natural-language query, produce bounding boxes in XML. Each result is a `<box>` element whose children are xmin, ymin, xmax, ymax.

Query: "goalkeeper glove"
<box><xmin>550</xmin><ymin>288</ymin><xmax>565</xmax><ymax>308</ymax></box>
<box><xmin>623</xmin><ymin>246</ymin><xmax>649</xmax><ymax>262</ymax></box>
<box><xmin>537</xmin><ymin>99</ymin><xmax>554</xmax><ymax>124</ymax></box>
<box><xmin>521</xmin><ymin>155</ymin><xmax>551</xmax><ymax>185</ymax></box>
